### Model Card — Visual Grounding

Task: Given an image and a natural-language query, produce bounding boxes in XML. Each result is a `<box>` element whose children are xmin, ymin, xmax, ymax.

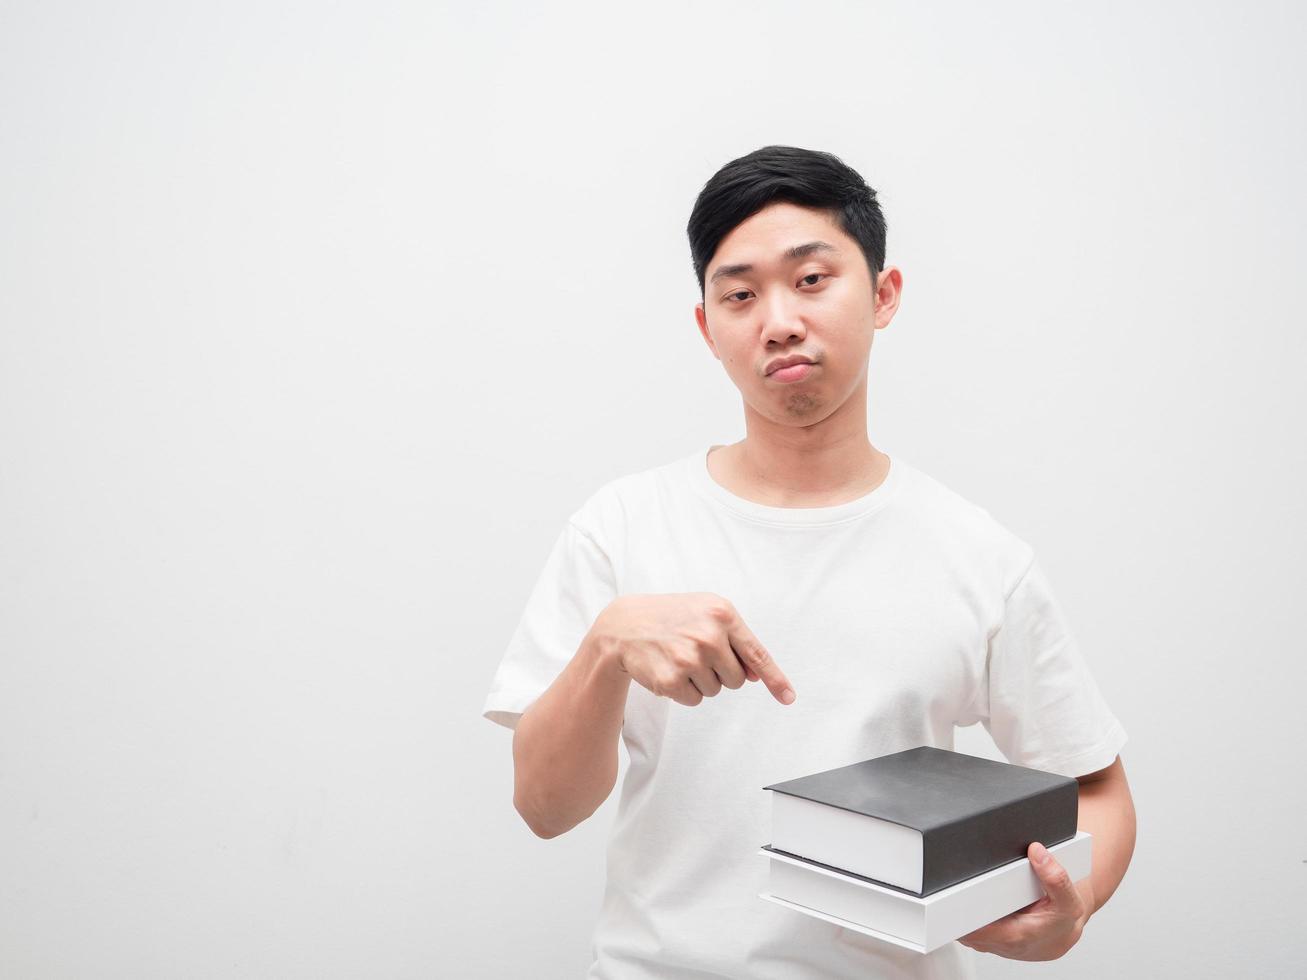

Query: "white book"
<box><xmin>758</xmin><ymin>830</ymin><xmax>1092</xmax><ymax>954</ymax></box>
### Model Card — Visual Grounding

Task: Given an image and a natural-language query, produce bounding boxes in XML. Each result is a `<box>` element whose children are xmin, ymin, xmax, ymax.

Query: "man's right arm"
<box><xmin>510</xmin><ymin>592</ymin><xmax>792</xmax><ymax>839</ymax></box>
<box><xmin>511</xmin><ymin>623</ymin><xmax>630</xmax><ymax>839</ymax></box>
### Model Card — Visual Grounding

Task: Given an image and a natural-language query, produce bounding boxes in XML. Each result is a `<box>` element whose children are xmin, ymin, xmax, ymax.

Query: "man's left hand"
<box><xmin>957</xmin><ymin>841</ymin><xmax>1095</xmax><ymax>961</ymax></box>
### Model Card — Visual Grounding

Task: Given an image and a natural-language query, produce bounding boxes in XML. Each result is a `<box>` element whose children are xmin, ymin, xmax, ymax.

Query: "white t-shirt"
<box><xmin>482</xmin><ymin>446</ymin><xmax>1128</xmax><ymax>980</ymax></box>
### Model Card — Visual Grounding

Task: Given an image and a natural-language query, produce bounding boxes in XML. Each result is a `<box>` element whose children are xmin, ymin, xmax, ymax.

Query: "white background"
<box><xmin>2</xmin><ymin>2</ymin><xmax>1304</xmax><ymax>977</ymax></box>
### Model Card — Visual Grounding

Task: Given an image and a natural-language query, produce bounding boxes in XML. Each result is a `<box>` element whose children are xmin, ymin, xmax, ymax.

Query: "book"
<box><xmin>757</xmin><ymin>831</ymin><xmax>1093</xmax><ymax>954</ymax></box>
<box><xmin>762</xmin><ymin>746</ymin><xmax>1079</xmax><ymax>897</ymax></box>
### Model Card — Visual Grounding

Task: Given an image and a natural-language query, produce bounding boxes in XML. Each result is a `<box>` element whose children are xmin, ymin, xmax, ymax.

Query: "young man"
<box><xmin>482</xmin><ymin>145</ymin><xmax>1136</xmax><ymax>979</ymax></box>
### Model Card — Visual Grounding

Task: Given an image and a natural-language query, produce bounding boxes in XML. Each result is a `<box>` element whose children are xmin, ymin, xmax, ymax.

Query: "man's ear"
<box><xmin>873</xmin><ymin>266</ymin><xmax>903</xmax><ymax>331</ymax></box>
<box><xmin>695</xmin><ymin>303</ymin><xmax>720</xmax><ymax>360</ymax></box>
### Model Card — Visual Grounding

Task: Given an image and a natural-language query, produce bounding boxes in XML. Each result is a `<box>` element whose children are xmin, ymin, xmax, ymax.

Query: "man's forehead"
<box><xmin>723</xmin><ymin>200</ymin><xmax>840</xmax><ymax>241</ymax></box>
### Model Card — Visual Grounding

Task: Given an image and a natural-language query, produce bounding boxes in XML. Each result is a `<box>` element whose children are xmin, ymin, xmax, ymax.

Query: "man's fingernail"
<box><xmin>780</xmin><ymin>688</ymin><xmax>796</xmax><ymax>704</ymax></box>
<box><xmin>1031</xmin><ymin>842</ymin><xmax>1047</xmax><ymax>863</ymax></box>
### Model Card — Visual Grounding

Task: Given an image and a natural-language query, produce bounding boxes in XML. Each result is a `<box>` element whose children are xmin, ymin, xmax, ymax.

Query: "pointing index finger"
<box><xmin>727</xmin><ymin>615</ymin><xmax>795</xmax><ymax>705</ymax></box>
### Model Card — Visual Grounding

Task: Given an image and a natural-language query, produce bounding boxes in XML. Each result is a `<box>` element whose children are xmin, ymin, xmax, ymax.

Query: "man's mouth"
<box><xmin>768</xmin><ymin>362</ymin><xmax>816</xmax><ymax>382</ymax></box>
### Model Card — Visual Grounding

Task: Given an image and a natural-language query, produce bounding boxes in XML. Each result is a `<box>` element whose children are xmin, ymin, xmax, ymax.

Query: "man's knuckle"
<box><xmin>652</xmin><ymin>671</ymin><xmax>678</xmax><ymax>697</ymax></box>
<box><xmin>686</xmin><ymin>631</ymin><xmax>716</xmax><ymax>653</ymax></box>
<box><xmin>706</xmin><ymin>598</ymin><xmax>735</xmax><ymax>624</ymax></box>
<box><xmin>671</xmin><ymin>646</ymin><xmax>701</xmax><ymax>671</ymax></box>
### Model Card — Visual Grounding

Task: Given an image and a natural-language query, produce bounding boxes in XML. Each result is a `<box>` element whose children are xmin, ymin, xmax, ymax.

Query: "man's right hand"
<box><xmin>590</xmin><ymin>593</ymin><xmax>796</xmax><ymax>707</ymax></box>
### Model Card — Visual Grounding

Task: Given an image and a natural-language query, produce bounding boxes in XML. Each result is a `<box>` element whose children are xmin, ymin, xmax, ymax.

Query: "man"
<box><xmin>482</xmin><ymin>145</ymin><xmax>1136</xmax><ymax>978</ymax></box>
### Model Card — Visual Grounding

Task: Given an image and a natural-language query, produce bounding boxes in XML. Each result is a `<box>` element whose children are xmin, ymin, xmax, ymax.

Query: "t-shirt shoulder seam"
<box><xmin>565</xmin><ymin>516</ymin><xmax>609</xmax><ymax>555</ymax></box>
<box><xmin>1004</xmin><ymin>551</ymin><xmax>1039</xmax><ymax>603</ymax></box>
<box><xmin>986</xmin><ymin>550</ymin><xmax>1039</xmax><ymax>644</ymax></box>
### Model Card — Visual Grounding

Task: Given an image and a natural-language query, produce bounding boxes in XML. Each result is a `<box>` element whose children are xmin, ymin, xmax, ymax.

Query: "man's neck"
<box><xmin>706</xmin><ymin>410</ymin><xmax>890</xmax><ymax>509</ymax></box>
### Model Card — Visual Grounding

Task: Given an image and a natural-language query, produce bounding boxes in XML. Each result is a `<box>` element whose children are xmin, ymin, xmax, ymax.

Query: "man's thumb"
<box><xmin>1030</xmin><ymin>843</ymin><xmax>1075</xmax><ymax>900</ymax></box>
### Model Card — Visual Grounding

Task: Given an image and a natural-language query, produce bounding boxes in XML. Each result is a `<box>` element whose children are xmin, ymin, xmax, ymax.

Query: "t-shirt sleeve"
<box><xmin>971</xmin><ymin>557</ymin><xmax>1128</xmax><ymax>778</ymax></box>
<box><xmin>481</xmin><ymin>518</ymin><xmax>619</xmax><ymax>731</ymax></box>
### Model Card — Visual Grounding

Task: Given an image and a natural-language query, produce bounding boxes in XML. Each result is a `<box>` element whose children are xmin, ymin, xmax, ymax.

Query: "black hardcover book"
<box><xmin>762</xmin><ymin>746</ymin><xmax>1078</xmax><ymax>897</ymax></box>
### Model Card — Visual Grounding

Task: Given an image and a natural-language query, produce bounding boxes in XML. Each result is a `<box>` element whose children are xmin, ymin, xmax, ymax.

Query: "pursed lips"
<box><xmin>765</xmin><ymin>356</ymin><xmax>817</xmax><ymax>376</ymax></box>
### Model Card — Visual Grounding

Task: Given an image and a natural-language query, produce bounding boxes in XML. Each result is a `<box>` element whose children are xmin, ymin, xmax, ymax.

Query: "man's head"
<box><xmin>687</xmin><ymin>145</ymin><xmax>901</xmax><ymax>428</ymax></box>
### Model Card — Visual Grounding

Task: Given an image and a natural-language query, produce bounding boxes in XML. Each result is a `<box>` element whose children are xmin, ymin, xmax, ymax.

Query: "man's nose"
<box><xmin>759</xmin><ymin>289</ymin><xmax>807</xmax><ymax>345</ymax></box>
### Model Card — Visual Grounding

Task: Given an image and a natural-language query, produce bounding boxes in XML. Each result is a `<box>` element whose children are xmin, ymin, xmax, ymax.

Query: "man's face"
<box><xmin>694</xmin><ymin>201</ymin><xmax>897</xmax><ymax>426</ymax></box>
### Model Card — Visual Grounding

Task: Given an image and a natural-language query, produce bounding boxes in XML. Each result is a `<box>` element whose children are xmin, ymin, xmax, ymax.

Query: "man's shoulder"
<box><xmin>567</xmin><ymin>449</ymin><xmax>697</xmax><ymax>534</ymax></box>
<box><xmin>896</xmin><ymin>458</ymin><xmax>1006</xmax><ymax>521</ymax></box>
<box><xmin>894</xmin><ymin>458</ymin><xmax>1036</xmax><ymax>587</ymax></box>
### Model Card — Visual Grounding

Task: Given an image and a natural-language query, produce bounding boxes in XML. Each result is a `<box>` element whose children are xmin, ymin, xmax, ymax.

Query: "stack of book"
<box><xmin>758</xmin><ymin>745</ymin><xmax>1092</xmax><ymax>954</ymax></box>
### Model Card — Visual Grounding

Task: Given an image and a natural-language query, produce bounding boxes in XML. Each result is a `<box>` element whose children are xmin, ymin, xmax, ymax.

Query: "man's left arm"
<box><xmin>1074</xmin><ymin>755</ymin><xmax>1137</xmax><ymax>917</ymax></box>
<box><xmin>958</xmin><ymin>755</ymin><xmax>1137</xmax><ymax>961</ymax></box>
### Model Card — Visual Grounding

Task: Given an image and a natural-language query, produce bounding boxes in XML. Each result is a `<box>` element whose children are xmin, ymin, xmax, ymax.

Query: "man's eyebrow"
<box><xmin>709</xmin><ymin>240</ymin><xmax>839</xmax><ymax>285</ymax></box>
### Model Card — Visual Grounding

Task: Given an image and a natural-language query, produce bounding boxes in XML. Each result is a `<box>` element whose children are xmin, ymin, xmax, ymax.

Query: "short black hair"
<box><xmin>686</xmin><ymin>145</ymin><xmax>887</xmax><ymax>300</ymax></box>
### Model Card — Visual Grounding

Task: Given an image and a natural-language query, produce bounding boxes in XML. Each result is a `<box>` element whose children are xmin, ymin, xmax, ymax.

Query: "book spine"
<box><xmin>920</xmin><ymin>780</ymin><xmax>1078</xmax><ymax>896</ymax></box>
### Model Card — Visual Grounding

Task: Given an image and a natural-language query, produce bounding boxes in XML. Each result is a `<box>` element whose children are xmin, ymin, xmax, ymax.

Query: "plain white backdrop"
<box><xmin>2</xmin><ymin>2</ymin><xmax>1304</xmax><ymax>977</ymax></box>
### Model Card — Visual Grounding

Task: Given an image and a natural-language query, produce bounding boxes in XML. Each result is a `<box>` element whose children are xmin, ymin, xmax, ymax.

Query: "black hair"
<box><xmin>686</xmin><ymin>145</ymin><xmax>887</xmax><ymax>300</ymax></box>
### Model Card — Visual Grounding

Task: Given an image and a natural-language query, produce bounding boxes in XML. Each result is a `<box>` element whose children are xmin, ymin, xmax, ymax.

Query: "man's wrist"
<box><xmin>581</xmin><ymin>617</ymin><xmax>627</xmax><ymax>682</ymax></box>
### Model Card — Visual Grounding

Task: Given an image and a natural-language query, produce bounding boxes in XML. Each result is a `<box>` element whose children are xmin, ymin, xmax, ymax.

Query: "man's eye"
<box><xmin>725</xmin><ymin>275</ymin><xmax>826</xmax><ymax>303</ymax></box>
